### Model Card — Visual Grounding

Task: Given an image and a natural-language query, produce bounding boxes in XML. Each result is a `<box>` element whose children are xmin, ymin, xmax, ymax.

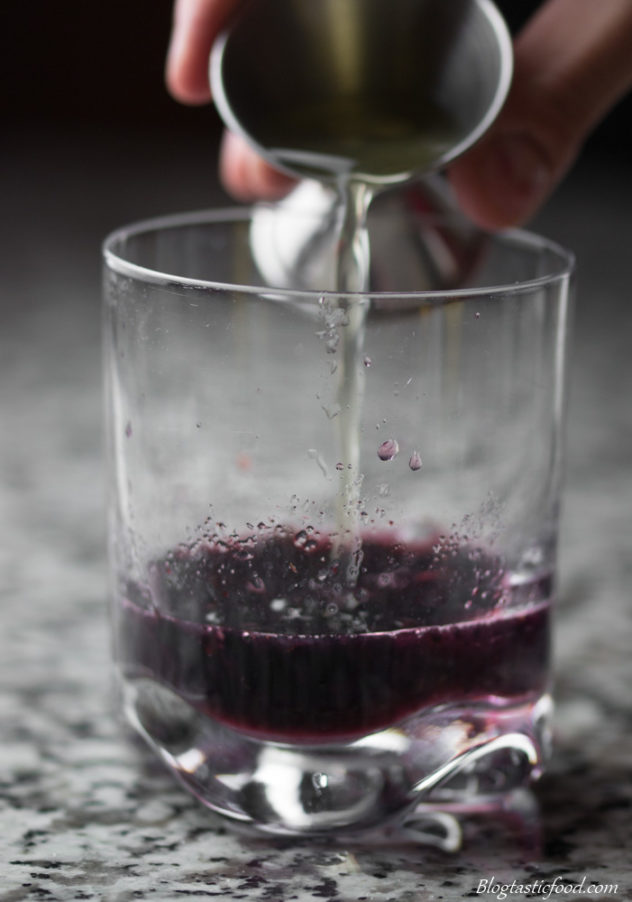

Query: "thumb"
<box><xmin>449</xmin><ymin>0</ymin><xmax>632</xmax><ymax>230</ymax></box>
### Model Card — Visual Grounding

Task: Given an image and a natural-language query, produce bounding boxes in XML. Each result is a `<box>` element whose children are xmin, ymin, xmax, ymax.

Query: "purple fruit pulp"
<box><xmin>117</xmin><ymin>533</ymin><xmax>550</xmax><ymax>741</ymax></box>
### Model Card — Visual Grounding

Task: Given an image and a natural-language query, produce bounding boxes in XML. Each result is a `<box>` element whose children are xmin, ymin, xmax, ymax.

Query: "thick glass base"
<box><xmin>122</xmin><ymin>676</ymin><xmax>552</xmax><ymax>843</ymax></box>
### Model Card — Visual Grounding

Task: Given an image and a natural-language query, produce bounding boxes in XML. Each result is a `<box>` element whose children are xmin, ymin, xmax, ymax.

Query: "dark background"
<box><xmin>2</xmin><ymin>0</ymin><xmax>630</xmax><ymax>347</ymax></box>
<box><xmin>3</xmin><ymin>0</ymin><xmax>632</xmax><ymax>150</ymax></box>
<box><xmin>1</xmin><ymin>0</ymin><xmax>630</xmax><ymax>334</ymax></box>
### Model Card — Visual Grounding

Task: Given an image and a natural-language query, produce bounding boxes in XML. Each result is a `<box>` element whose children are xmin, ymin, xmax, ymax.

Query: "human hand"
<box><xmin>166</xmin><ymin>0</ymin><xmax>632</xmax><ymax>228</ymax></box>
<box><xmin>165</xmin><ymin>0</ymin><xmax>295</xmax><ymax>201</ymax></box>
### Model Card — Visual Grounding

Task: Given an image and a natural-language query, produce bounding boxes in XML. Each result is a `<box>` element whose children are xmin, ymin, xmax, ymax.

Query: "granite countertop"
<box><xmin>1</xmin><ymin>131</ymin><xmax>631</xmax><ymax>900</ymax></box>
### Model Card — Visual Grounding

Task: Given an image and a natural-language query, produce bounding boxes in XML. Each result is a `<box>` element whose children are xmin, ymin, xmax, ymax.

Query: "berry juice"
<box><xmin>116</xmin><ymin>532</ymin><xmax>550</xmax><ymax>742</ymax></box>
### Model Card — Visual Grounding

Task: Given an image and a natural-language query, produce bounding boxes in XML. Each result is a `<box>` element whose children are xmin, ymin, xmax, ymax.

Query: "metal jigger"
<box><xmin>210</xmin><ymin>0</ymin><xmax>513</xmax><ymax>291</ymax></box>
<box><xmin>211</xmin><ymin>0</ymin><xmax>512</xmax><ymax>184</ymax></box>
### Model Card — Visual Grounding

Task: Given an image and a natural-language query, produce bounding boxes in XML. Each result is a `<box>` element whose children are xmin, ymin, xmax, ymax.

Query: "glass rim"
<box><xmin>103</xmin><ymin>206</ymin><xmax>575</xmax><ymax>301</ymax></box>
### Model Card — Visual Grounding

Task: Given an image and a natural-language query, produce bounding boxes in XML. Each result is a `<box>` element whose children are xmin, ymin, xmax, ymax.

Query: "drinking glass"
<box><xmin>103</xmin><ymin>199</ymin><xmax>574</xmax><ymax>838</ymax></box>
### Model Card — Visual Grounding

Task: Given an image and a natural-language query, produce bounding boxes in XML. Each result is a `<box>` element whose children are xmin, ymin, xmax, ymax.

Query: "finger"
<box><xmin>219</xmin><ymin>131</ymin><xmax>296</xmax><ymax>201</ymax></box>
<box><xmin>166</xmin><ymin>0</ymin><xmax>239</xmax><ymax>104</ymax></box>
<box><xmin>449</xmin><ymin>0</ymin><xmax>632</xmax><ymax>229</ymax></box>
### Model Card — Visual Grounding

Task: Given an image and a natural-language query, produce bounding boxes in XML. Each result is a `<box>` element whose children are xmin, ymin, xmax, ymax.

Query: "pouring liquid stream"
<box><xmin>269</xmin><ymin>110</ymin><xmax>464</xmax><ymax>591</ymax></box>
<box><xmin>330</xmin><ymin>178</ymin><xmax>373</xmax><ymax>588</ymax></box>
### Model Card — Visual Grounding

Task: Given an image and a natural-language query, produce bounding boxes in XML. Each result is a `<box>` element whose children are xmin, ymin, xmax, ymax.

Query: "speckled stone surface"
<box><xmin>1</xmin><ymin>131</ymin><xmax>631</xmax><ymax>900</ymax></box>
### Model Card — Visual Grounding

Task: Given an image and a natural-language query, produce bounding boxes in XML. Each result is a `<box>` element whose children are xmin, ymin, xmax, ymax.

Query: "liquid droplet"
<box><xmin>409</xmin><ymin>450</ymin><xmax>423</xmax><ymax>471</ymax></box>
<box><xmin>475</xmin><ymin>311</ymin><xmax>481</xmax><ymax>319</ymax></box>
<box><xmin>307</xmin><ymin>448</ymin><xmax>328</xmax><ymax>478</ymax></box>
<box><xmin>335</xmin><ymin>462</ymin><xmax>345</xmax><ymax>471</ymax></box>
<box><xmin>293</xmin><ymin>530</ymin><xmax>308</xmax><ymax>548</ymax></box>
<box><xmin>377</xmin><ymin>439</ymin><xmax>399</xmax><ymax>461</ymax></box>
<box><xmin>322</xmin><ymin>402</ymin><xmax>342</xmax><ymax>420</ymax></box>
<box><xmin>363</xmin><ymin>355</ymin><xmax>372</xmax><ymax>368</ymax></box>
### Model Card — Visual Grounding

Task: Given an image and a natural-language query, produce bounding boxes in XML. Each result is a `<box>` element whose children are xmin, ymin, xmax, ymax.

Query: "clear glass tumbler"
<box><xmin>103</xmin><ymin>201</ymin><xmax>574</xmax><ymax>838</ymax></box>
